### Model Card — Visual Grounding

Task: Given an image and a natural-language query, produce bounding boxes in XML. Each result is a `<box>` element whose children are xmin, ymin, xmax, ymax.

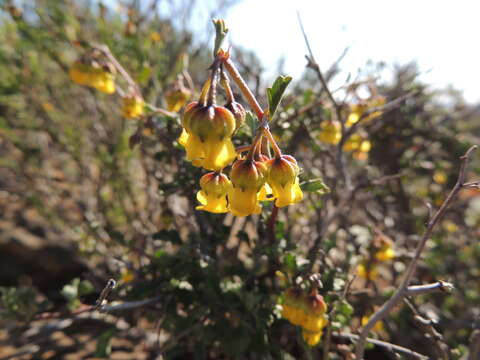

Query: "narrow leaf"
<box><xmin>266</xmin><ymin>75</ymin><xmax>292</xmax><ymax>118</ymax></box>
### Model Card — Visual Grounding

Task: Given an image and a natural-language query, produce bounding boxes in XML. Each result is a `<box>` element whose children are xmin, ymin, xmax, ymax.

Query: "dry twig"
<box><xmin>355</xmin><ymin>145</ymin><xmax>478</xmax><ymax>359</ymax></box>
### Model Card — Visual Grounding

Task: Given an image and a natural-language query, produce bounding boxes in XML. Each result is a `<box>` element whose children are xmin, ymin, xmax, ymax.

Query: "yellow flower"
<box><xmin>319</xmin><ymin>120</ymin><xmax>341</xmax><ymax>145</ymax></box>
<box><xmin>228</xmin><ymin>187</ymin><xmax>261</xmax><ymax>217</ymax></box>
<box><xmin>122</xmin><ymin>95</ymin><xmax>144</xmax><ymax>119</ymax></box>
<box><xmin>375</xmin><ymin>245</ymin><xmax>395</xmax><ymax>262</ymax></box>
<box><xmin>178</xmin><ymin>128</ymin><xmax>189</xmax><ymax>146</ymax></box>
<box><xmin>361</xmin><ymin>315</ymin><xmax>385</xmax><ymax>333</ymax></box>
<box><xmin>433</xmin><ymin>170</ymin><xmax>447</xmax><ymax>184</ymax></box>
<box><xmin>346</xmin><ymin>104</ymin><xmax>364</xmax><ymax>127</ymax></box>
<box><xmin>302</xmin><ymin>329</ymin><xmax>323</xmax><ymax>346</ymax></box>
<box><xmin>302</xmin><ymin>313</ymin><xmax>328</xmax><ymax>332</ymax></box>
<box><xmin>346</xmin><ymin>97</ymin><xmax>385</xmax><ymax>127</ymax></box>
<box><xmin>267</xmin><ymin>155</ymin><xmax>303</xmax><ymax>208</ymax></box>
<box><xmin>258</xmin><ymin>183</ymin><xmax>274</xmax><ymax>201</ymax></box>
<box><xmin>181</xmin><ymin>102</ymin><xmax>237</xmax><ymax>171</ymax></box>
<box><xmin>90</xmin><ymin>69</ymin><xmax>115</xmax><ymax>94</ymax></box>
<box><xmin>149</xmin><ymin>31</ymin><xmax>162</xmax><ymax>42</ymax></box>
<box><xmin>183</xmin><ymin>132</ymin><xmax>206</xmax><ymax>167</ymax></box>
<box><xmin>69</xmin><ymin>61</ymin><xmax>116</xmax><ymax>94</ymax></box>
<box><xmin>195</xmin><ymin>172</ymin><xmax>231</xmax><ymax>213</ymax></box>
<box><xmin>229</xmin><ymin>159</ymin><xmax>268</xmax><ymax>217</ymax></box>
<box><xmin>442</xmin><ymin>220</ymin><xmax>458</xmax><ymax>233</ymax></box>
<box><xmin>69</xmin><ymin>62</ymin><xmax>90</xmax><ymax>85</ymax></box>
<box><xmin>357</xmin><ymin>261</ymin><xmax>378</xmax><ymax>280</ymax></box>
<box><xmin>343</xmin><ymin>134</ymin><xmax>371</xmax><ymax>157</ymax></box>
<box><xmin>165</xmin><ymin>87</ymin><xmax>191</xmax><ymax>112</ymax></box>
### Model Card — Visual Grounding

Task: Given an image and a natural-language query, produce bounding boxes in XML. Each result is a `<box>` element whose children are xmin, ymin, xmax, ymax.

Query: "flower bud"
<box><xmin>267</xmin><ymin>155</ymin><xmax>303</xmax><ymax>207</ymax></box>
<box><xmin>196</xmin><ymin>172</ymin><xmax>232</xmax><ymax>213</ymax></box>
<box><xmin>224</xmin><ymin>101</ymin><xmax>246</xmax><ymax>133</ymax></box>
<box><xmin>230</xmin><ymin>159</ymin><xmax>268</xmax><ymax>191</ymax></box>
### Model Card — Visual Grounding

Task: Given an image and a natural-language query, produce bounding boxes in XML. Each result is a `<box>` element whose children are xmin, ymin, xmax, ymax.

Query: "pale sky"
<box><xmin>215</xmin><ymin>0</ymin><xmax>479</xmax><ymax>103</ymax></box>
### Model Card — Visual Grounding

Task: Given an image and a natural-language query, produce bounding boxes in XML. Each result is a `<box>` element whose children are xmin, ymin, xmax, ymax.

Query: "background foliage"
<box><xmin>1</xmin><ymin>0</ymin><xmax>480</xmax><ymax>359</ymax></box>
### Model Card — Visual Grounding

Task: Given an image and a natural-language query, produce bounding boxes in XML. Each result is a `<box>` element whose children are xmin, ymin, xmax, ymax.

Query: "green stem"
<box><xmin>263</xmin><ymin>128</ymin><xmax>282</xmax><ymax>158</ymax></box>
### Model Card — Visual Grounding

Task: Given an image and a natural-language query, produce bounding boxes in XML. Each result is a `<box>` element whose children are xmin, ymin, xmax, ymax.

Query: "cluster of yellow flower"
<box><xmin>69</xmin><ymin>60</ymin><xmax>116</xmax><ymax>94</ymax></box>
<box><xmin>178</xmin><ymin>51</ymin><xmax>302</xmax><ymax>217</ymax></box>
<box><xmin>69</xmin><ymin>52</ymin><xmax>147</xmax><ymax>120</ymax></box>
<box><xmin>318</xmin><ymin>96</ymin><xmax>386</xmax><ymax>160</ymax></box>
<box><xmin>357</xmin><ymin>233</ymin><xmax>395</xmax><ymax>281</ymax></box>
<box><xmin>281</xmin><ymin>288</ymin><xmax>328</xmax><ymax>346</ymax></box>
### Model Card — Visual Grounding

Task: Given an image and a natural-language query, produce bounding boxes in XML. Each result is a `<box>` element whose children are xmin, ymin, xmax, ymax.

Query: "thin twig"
<box><xmin>266</xmin><ymin>205</ymin><xmax>279</xmax><ymax>245</ymax></box>
<box><xmin>94</xmin><ymin>278</ymin><xmax>116</xmax><ymax>310</ymax></box>
<box><xmin>355</xmin><ymin>145</ymin><xmax>478</xmax><ymax>359</ymax></box>
<box><xmin>405</xmin><ymin>281</ymin><xmax>453</xmax><ymax>297</ymax></box>
<box><xmin>100</xmin><ymin>296</ymin><xmax>161</xmax><ymax>313</ymax></box>
<box><xmin>334</xmin><ymin>332</ymin><xmax>428</xmax><ymax>359</ymax></box>
<box><xmin>404</xmin><ymin>297</ymin><xmax>450</xmax><ymax>359</ymax></box>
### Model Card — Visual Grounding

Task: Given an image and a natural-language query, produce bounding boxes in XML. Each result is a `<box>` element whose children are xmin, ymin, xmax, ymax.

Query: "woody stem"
<box><xmin>222</xmin><ymin>57</ymin><xmax>264</xmax><ymax>120</ymax></box>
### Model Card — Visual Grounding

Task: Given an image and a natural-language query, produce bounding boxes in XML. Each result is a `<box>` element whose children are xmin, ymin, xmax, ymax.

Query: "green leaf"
<box><xmin>245</xmin><ymin>111</ymin><xmax>258</xmax><ymax>139</ymax></box>
<box><xmin>212</xmin><ymin>19</ymin><xmax>229</xmax><ymax>56</ymax></box>
<box><xmin>94</xmin><ymin>327</ymin><xmax>117</xmax><ymax>358</ymax></box>
<box><xmin>300</xmin><ymin>178</ymin><xmax>331</xmax><ymax>194</ymax></box>
<box><xmin>266</xmin><ymin>75</ymin><xmax>292</xmax><ymax>118</ymax></box>
<box><xmin>337</xmin><ymin>300</ymin><xmax>354</xmax><ymax>317</ymax></box>
<box><xmin>283</xmin><ymin>253</ymin><xmax>297</xmax><ymax>274</ymax></box>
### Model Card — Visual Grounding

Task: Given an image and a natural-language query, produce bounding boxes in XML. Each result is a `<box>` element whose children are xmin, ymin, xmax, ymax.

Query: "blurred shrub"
<box><xmin>1</xmin><ymin>0</ymin><xmax>480</xmax><ymax>359</ymax></box>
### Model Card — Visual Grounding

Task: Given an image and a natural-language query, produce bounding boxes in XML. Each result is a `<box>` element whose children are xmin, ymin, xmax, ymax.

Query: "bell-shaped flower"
<box><xmin>90</xmin><ymin>69</ymin><xmax>115</xmax><ymax>94</ymax></box>
<box><xmin>195</xmin><ymin>172</ymin><xmax>231</xmax><ymax>213</ymax></box>
<box><xmin>122</xmin><ymin>95</ymin><xmax>144</xmax><ymax>119</ymax></box>
<box><xmin>69</xmin><ymin>61</ymin><xmax>115</xmax><ymax>94</ymax></box>
<box><xmin>267</xmin><ymin>155</ymin><xmax>303</xmax><ymax>207</ymax></box>
<box><xmin>318</xmin><ymin>120</ymin><xmax>341</xmax><ymax>145</ymax></box>
<box><xmin>180</xmin><ymin>102</ymin><xmax>237</xmax><ymax>171</ymax></box>
<box><xmin>229</xmin><ymin>158</ymin><xmax>268</xmax><ymax>217</ymax></box>
<box><xmin>165</xmin><ymin>86</ymin><xmax>191</xmax><ymax>113</ymax></box>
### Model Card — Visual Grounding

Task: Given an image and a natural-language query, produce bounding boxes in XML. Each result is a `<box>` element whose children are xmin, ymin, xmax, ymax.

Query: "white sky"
<box><xmin>217</xmin><ymin>0</ymin><xmax>479</xmax><ymax>103</ymax></box>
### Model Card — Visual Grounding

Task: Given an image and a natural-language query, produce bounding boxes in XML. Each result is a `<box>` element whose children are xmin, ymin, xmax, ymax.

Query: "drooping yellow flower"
<box><xmin>343</xmin><ymin>134</ymin><xmax>371</xmax><ymax>159</ymax></box>
<box><xmin>181</xmin><ymin>102</ymin><xmax>237</xmax><ymax>171</ymax></box>
<box><xmin>122</xmin><ymin>95</ymin><xmax>144</xmax><ymax>119</ymax></box>
<box><xmin>196</xmin><ymin>172</ymin><xmax>231</xmax><ymax>213</ymax></box>
<box><xmin>258</xmin><ymin>182</ymin><xmax>274</xmax><ymax>201</ymax></box>
<box><xmin>319</xmin><ymin>120</ymin><xmax>341</xmax><ymax>145</ymax></box>
<box><xmin>357</xmin><ymin>261</ymin><xmax>378</xmax><ymax>281</ymax></box>
<box><xmin>69</xmin><ymin>62</ymin><xmax>90</xmax><ymax>86</ymax></box>
<box><xmin>178</xmin><ymin>128</ymin><xmax>189</xmax><ymax>147</ymax></box>
<box><xmin>361</xmin><ymin>315</ymin><xmax>385</xmax><ymax>333</ymax></box>
<box><xmin>229</xmin><ymin>158</ymin><xmax>268</xmax><ymax>217</ymax></box>
<box><xmin>267</xmin><ymin>155</ymin><xmax>303</xmax><ymax>208</ymax></box>
<box><xmin>375</xmin><ymin>245</ymin><xmax>395</xmax><ymax>262</ymax></box>
<box><xmin>282</xmin><ymin>288</ymin><xmax>328</xmax><ymax>347</ymax></box>
<box><xmin>302</xmin><ymin>329</ymin><xmax>323</xmax><ymax>346</ymax></box>
<box><xmin>433</xmin><ymin>170</ymin><xmax>447</xmax><ymax>184</ymax></box>
<box><xmin>89</xmin><ymin>69</ymin><xmax>115</xmax><ymax>94</ymax></box>
<box><xmin>165</xmin><ymin>86</ymin><xmax>191</xmax><ymax>113</ymax></box>
<box><xmin>346</xmin><ymin>97</ymin><xmax>386</xmax><ymax>127</ymax></box>
<box><xmin>69</xmin><ymin>61</ymin><xmax>116</xmax><ymax>94</ymax></box>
